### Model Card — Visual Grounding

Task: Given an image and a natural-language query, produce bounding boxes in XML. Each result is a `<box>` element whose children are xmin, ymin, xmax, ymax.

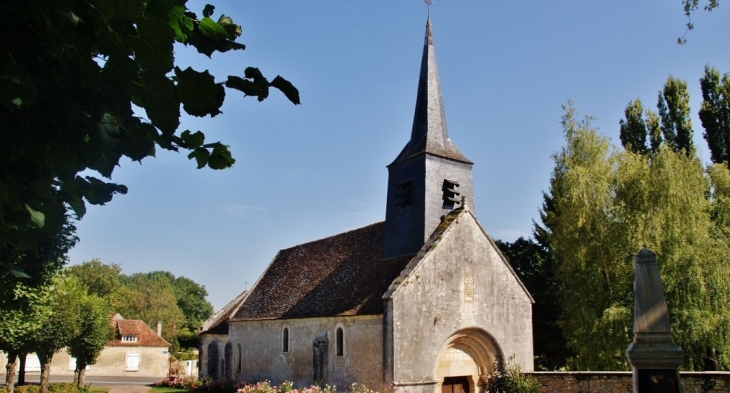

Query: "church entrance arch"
<box><xmin>434</xmin><ymin>328</ymin><xmax>504</xmax><ymax>393</ymax></box>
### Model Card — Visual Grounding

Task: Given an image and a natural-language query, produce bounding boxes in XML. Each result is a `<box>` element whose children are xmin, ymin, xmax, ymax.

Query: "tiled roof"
<box><xmin>108</xmin><ymin>318</ymin><xmax>170</xmax><ymax>347</ymax></box>
<box><xmin>230</xmin><ymin>222</ymin><xmax>413</xmax><ymax>321</ymax></box>
<box><xmin>200</xmin><ymin>289</ymin><xmax>248</xmax><ymax>335</ymax></box>
<box><xmin>391</xmin><ymin>18</ymin><xmax>472</xmax><ymax>166</ymax></box>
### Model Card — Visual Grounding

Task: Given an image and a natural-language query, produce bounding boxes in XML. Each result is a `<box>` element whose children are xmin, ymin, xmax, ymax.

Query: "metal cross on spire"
<box><xmin>424</xmin><ymin>0</ymin><xmax>432</xmax><ymax>18</ymax></box>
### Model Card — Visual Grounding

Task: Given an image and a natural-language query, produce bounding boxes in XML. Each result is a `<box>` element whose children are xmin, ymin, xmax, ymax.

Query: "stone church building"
<box><xmin>200</xmin><ymin>18</ymin><xmax>533</xmax><ymax>393</ymax></box>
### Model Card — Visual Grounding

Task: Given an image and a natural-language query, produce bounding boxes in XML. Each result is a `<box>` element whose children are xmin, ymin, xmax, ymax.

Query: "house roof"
<box><xmin>230</xmin><ymin>222</ymin><xmax>413</xmax><ymax>321</ymax></box>
<box><xmin>391</xmin><ymin>18</ymin><xmax>472</xmax><ymax>166</ymax></box>
<box><xmin>108</xmin><ymin>318</ymin><xmax>170</xmax><ymax>347</ymax></box>
<box><xmin>200</xmin><ymin>289</ymin><xmax>248</xmax><ymax>335</ymax></box>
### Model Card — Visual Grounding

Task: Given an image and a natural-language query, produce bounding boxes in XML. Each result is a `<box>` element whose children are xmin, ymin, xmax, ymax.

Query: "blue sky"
<box><xmin>67</xmin><ymin>1</ymin><xmax>730</xmax><ymax>311</ymax></box>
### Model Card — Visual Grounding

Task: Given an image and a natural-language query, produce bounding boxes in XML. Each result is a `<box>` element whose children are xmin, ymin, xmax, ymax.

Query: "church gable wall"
<box><xmin>390</xmin><ymin>213</ymin><xmax>533</xmax><ymax>388</ymax></box>
<box><xmin>229</xmin><ymin>316</ymin><xmax>383</xmax><ymax>389</ymax></box>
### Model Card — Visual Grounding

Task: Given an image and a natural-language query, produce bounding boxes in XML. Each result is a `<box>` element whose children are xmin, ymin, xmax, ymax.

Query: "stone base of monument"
<box><xmin>627</xmin><ymin>341</ymin><xmax>684</xmax><ymax>393</ymax></box>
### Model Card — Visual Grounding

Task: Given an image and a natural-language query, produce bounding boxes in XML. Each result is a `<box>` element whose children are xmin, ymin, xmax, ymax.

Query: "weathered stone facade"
<box><xmin>199</xmin><ymin>333</ymin><xmax>229</xmax><ymax>380</ymax></box>
<box><xmin>385</xmin><ymin>209</ymin><xmax>533</xmax><ymax>393</ymax></box>
<box><xmin>228</xmin><ymin>316</ymin><xmax>383</xmax><ymax>388</ymax></box>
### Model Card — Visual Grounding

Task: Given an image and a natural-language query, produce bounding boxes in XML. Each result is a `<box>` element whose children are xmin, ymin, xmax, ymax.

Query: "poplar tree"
<box><xmin>658</xmin><ymin>77</ymin><xmax>694</xmax><ymax>155</ymax></box>
<box><xmin>699</xmin><ymin>66</ymin><xmax>730</xmax><ymax>165</ymax></box>
<box><xmin>619</xmin><ymin>99</ymin><xmax>649</xmax><ymax>155</ymax></box>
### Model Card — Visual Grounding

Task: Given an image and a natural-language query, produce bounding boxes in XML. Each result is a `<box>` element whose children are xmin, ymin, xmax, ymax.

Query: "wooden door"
<box><xmin>442</xmin><ymin>376</ymin><xmax>470</xmax><ymax>393</ymax></box>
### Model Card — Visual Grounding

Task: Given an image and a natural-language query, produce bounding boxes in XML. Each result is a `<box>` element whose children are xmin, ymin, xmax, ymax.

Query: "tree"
<box><xmin>658</xmin><ymin>77</ymin><xmax>694</xmax><ymax>155</ymax></box>
<box><xmin>0</xmin><ymin>0</ymin><xmax>299</xmax><ymax>291</ymax></box>
<box><xmin>699</xmin><ymin>65</ymin><xmax>730</xmax><ymax>165</ymax></box>
<box><xmin>0</xmin><ymin>283</ymin><xmax>51</xmax><ymax>393</ymax></box>
<box><xmin>541</xmin><ymin>102</ymin><xmax>730</xmax><ymax>370</ymax></box>
<box><xmin>67</xmin><ymin>259</ymin><xmax>127</xmax><ymax>312</ymax></box>
<box><xmin>31</xmin><ymin>276</ymin><xmax>85</xmax><ymax>393</ymax></box>
<box><xmin>680</xmin><ymin>0</ymin><xmax>721</xmax><ymax>43</ymax></box>
<box><xmin>66</xmin><ymin>293</ymin><xmax>113</xmax><ymax>388</ymax></box>
<box><xmin>619</xmin><ymin>99</ymin><xmax>650</xmax><ymax>155</ymax></box>
<box><xmin>619</xmin><ymin>76</ymin><xmax>695</xmax><ymax>158</ymax></box>
<box><xmin>141</xmin><ymin>271</ymin><xmax>214</xmax><ymax>332</ymax></box>
<box><xmin>121</xmin><ymin>273</ymin><xmax>186</xmax><ymax>341</ymax></box>
<box><xmin>495</xmin><ymin>237</ymin><xmax>570</xmax><ymax>370</ymax></box>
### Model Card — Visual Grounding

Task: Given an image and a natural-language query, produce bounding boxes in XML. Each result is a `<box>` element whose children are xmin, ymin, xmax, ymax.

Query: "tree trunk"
<box><xmin>73</xmin><ymin>368</ymin><xmax>79</xmax><ymax>386</ymax></box>
<box><xmin>17</xmin><ymin>353</ymin><xmax>26</xmax><ymax>385</ymax></box>
<box><xmin>77</xmin><ymin>361</ymin><xmax>87</xmax><ymax>388</ymax></box>
<box><xmin>5</xmin><ymin>353</ymin><xmax>18</xmax><ymax>393</ymax></box>
<box><xmin>38</xmin><ymin>352</ymin><xmax>53</xmax><ymax>393</ymax></box>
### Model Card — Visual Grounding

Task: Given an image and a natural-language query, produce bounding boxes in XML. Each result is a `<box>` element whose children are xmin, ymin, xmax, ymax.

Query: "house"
<box><xmin>0</xmin><ymin>314</ymin><xmax>171</xmax><ymax>378</ymax></box>
<box><xmin>203</xmin><ymin>18</ymin><xmax>534</xmax><ymax>393</ymax></box>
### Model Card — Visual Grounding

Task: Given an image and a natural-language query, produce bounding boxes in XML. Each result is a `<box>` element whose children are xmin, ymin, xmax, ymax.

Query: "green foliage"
<box><xmin>658</xmin><ymin>77</ymin><xmax>694</xmax><ymax>155</ymax></box>
<box><xmin>66</xmin><ymin>293</ymin><xmax>114</xmax><ymax>376</ymax></box>
<box><xmin>481</xmin><ymin>358</ymin><xmax>540</xmax><ymax>393</ymax></box>
<box><xmin>67</xmin><ymin>261</ymin><xmax>213</xmax><ymax>345</ymax></box>
<box><xmin>121</xmin><ymin>273</ymin><xmax>186</xmax><ymax>340</ymax></box>
<box><xmin>0</xmin><ymin>0</ymin><xmax>299</xmax><ymax>292</ymax></box>
<box><xmin>542</xmin><ymin>102</ymin><xmax>730</xmax><ymax>370</ymax></box>
<box><xmin>619</xmin><ymin>99</ymin><xmax>650</xmax><ymax>155</ymax></box>
<box><xmin>699</xmin><ymin>65</ymin><xmax>730</xmax><ymax>166</ymax></box>
<box><xmin>66</xmin><ymin>259</ymin><xmax>125</xmax><ymax>308</ymax></box>
<box><xmin>0</xmin><ymin>383</ymin><xmax>107</xmax><ymax>393</ymax></box>
<box><xmin>495</xmin><ymin>238</ymin><xmax>570</xmax><ymax>370</ymax></box>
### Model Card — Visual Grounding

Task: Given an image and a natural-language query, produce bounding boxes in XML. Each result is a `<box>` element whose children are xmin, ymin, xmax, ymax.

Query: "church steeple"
<box><xmin>383</xmin><ymin>18</ymin><xmax>475</xmax><ymax>259</ymax></box>
<box><xmin>391</xmin><ymin>18</ymin><xmax>472</xmax><ymax>166</ymax></box>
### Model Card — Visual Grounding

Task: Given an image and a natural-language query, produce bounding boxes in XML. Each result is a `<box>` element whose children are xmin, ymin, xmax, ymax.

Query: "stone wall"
<box><xmin>531</xmin><ymin>371</ymin><xmax>730</xmax><ymax>393</ymax></box>
<box><xmin>199</xmin><ymin>333</ymin><xmax>228</xmax><ymax>379</ymax></box>
<box><xmin>228</xmin><ymin>315</ymin><xmax>384</xmax><ymax>389</ymax></box>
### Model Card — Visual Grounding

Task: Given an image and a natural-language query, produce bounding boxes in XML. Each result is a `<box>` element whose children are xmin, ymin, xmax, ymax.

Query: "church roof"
<box><xmin>230</xmin><ymin>222</ymin><xmax>413</xmax><ymax>321</ymax></box>
<box><xmin>391</xmin><ymin>18</ymin><xmax>472</xmax><ymax>166</ymax></box>
<box><xmin>200</xmin><ymin>289</ymin><xmax>248</xmax><ymax>335</ymax></box>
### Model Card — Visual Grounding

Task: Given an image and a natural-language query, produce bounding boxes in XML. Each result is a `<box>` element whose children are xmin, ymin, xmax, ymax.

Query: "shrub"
<box><xmin>481</xmin><ymin>358</ymin><xmax>540</xmax><ymax>393</ymax></box>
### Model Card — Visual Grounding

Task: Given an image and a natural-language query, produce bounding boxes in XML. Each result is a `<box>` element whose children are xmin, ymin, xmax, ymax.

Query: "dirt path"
<box><xmin>106</xmin><ymin>386</ymin><xmax>151</xmax><ymax>393</ymax></box>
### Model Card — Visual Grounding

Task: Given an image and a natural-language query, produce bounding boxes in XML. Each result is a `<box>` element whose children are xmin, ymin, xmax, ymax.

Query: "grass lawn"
<box><xmin>147</xmin><ymin>387</ymin><xmax>196</xmax><ymax>393</ymax></box>
<box><xmin>0</xmin><ymin>384</ymin><xmax>108</xmax><ymax>393</ymax></box>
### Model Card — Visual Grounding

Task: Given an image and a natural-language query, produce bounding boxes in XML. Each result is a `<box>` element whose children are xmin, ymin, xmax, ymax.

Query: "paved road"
<box><xmin>0</xmin><ymin>375</ymin><xmax>161</xmax><ymax>387</ymax></box>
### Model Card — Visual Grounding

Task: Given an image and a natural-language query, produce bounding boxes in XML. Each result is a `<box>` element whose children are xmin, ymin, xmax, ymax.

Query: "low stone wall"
<box><xmin>531</xmin><ymin>371</ymin><xmax>730</xmax><ymax>393</ymax></box>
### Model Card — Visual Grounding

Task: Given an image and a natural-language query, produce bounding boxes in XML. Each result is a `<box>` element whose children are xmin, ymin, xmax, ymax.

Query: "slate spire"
<box><xmin>383</xmin><ymin>18</ymin><xmax>475</xmax><ymax>259</ymax></box>
<box><xmin>391</xmin><ymin>18</ymin><xmax>472</xmax><ymax>165</ymax></box>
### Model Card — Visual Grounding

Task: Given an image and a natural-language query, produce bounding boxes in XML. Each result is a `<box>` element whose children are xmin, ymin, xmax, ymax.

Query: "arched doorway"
<box><xmin>434</xmin><ymin>328</ymin><xmax>504</xmax><ymax>393</ymax></box>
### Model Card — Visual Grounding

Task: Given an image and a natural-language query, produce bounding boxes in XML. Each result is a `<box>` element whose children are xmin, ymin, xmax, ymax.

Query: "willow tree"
<box><xmin>543</xmin><ymin>102</ymin><xmax>730</xmax><ymax>370</ymax></box>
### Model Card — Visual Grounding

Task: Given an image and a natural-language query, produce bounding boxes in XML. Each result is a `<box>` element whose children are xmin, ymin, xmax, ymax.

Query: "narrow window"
<box><xmin>283</xmin><ymin>327</ymin><xmax>289</xmax><ymax>352</ymax></box>
<box><xmin>237</xmin><ymin>343</ymin><xmax>242</xmax><ymax>372</ymax></box>
<box><xmin>336</xmin><ymin>327</ymin><xmax>344</xmax><ymax>356</ymax></box>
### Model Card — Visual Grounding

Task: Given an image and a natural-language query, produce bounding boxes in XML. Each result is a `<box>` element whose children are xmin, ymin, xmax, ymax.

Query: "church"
<box><xmin>199</xmin><ymin>17</ymin><xmax>533</xmax><ymax>393</ymax></box>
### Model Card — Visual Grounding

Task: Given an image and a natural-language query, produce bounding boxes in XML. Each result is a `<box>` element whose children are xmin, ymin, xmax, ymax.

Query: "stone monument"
<box><xmin>626</xmin><ymin>248</ymin><xmax>684</xmax><ymax>393</ymax></box>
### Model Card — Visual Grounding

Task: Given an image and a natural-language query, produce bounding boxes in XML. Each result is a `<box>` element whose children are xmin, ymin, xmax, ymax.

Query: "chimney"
<box><xmin>157</xmin><ymin>320</ymin><xmax>162</xmax><ymax>337</ymax></box>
